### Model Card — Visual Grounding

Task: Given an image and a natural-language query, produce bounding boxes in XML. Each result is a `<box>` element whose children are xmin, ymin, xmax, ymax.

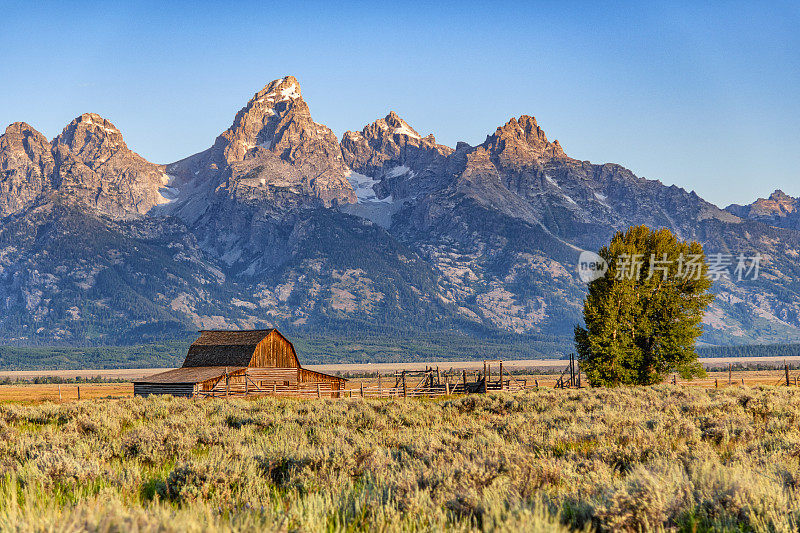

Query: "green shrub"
<box><xmin>1</xmin><ymin>387</ymin><xmax>800</xmax><ymax>531</ymax></box>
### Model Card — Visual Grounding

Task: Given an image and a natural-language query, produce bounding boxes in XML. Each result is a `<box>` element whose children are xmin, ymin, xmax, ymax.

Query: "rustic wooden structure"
<box><xmin>134</xmin><ymin>329</ymin><xmax>346</xmax><ymax>398</ymax></box>
<box><xmin>378</xmin><ymin>362</ymin><xmax>528</xmax><ymax>397</ymax></box>
<box><xmin>555</xmin><ymin>354</ymin><xmax>583</xmax><ymax>389</ymax></box>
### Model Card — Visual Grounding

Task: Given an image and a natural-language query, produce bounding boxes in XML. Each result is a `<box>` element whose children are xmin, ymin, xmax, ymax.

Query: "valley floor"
<box><xmin>1</xmin><ymin>387</ymin><xmax>800</xmax><ymax>531</ymax></box>
<box><xmin>1</xmin><ymin>365</ymin><xmax>799</xmax><ymax>402</ymax></box>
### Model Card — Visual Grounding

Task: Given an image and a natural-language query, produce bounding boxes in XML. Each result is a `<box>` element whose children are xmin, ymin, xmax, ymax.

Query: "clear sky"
<box><xmin>1</xmin><ymin>1</ymin><xmax>797</xmax><ymax>207</ymax></box>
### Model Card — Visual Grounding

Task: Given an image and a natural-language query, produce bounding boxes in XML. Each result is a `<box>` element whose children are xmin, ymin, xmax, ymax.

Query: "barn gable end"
<box><xmin>249</xmin><ymin>330</ymin><xmax>300</xmax><ymax>368</ymax></box>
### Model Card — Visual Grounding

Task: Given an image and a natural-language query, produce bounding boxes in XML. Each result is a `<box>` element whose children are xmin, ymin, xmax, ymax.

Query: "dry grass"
<box><xmin>2</xmin><ymin>368</ymin><xmax>798</xmax><ymax>402</ymax></box>
<box><xmin>1</xmin><ymin>386</ymin><xmax>800</xmax><ymax>531</ymax></box>
<box><xmin>0</xmin><ymin>383</ymin><xmax>133</xmax><ymax>402</ymax></box>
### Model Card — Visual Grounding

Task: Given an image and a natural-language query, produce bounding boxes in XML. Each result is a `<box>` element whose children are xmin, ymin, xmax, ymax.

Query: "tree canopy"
<box><xmin>575</xmin><ymin>225</ymin><xmax>714</xmax><ymax>386</ymax></box>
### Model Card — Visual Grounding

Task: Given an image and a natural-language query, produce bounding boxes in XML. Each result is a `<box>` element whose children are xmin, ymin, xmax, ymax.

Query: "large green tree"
<box><xmin>575</xmin><ymin>225</ymin><xmax>714</xmax><ymax>386</ymax></box>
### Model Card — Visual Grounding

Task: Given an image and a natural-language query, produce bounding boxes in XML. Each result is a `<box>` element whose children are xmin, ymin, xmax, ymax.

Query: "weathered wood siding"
<box><xmin>205</xmin><ymin>368</ymin><xmax>344</xmax><ymax>393</ymax></box>
<box><xmin>249</xmin><ymin>331</ymin><xmax>299</xmax><ymax>368</ymax></box>
<box><xmin>134</xmin><ymin>383</ymin><xmax>195</xmax><ymax>397</ymax></box>
<box><xmin>208</xmin><ymin>369</ymin><xmax>297</xmax><ymax>392</ymax></box>
<box><xmin>299</xmin><ymin>368</ymin><xmax>343</xmax><ymax>390</ymax></box>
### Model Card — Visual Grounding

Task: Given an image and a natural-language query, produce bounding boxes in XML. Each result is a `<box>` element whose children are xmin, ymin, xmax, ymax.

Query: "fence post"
<box><xmin>672</xmin><ymin>374</ymin><xmax>677</xmax><ymax>386</ymax></box>
<box><xmin>360</xmin><ymin>382</ymin><xmax>364</xmax><ymax>398</ymax></box>
<box><xmin>378</xmin><ymin>372</ymin><xmax>382</xmax><ymax>394</ymax></box>
<box><xmin>245</xmin><ymin>369</ymin><xmax>249</xmax><ymax>396</ymax></box>
<box><xmin>436</xmin><ymin>366</ymin><xmax>441</xmax><ymax>386</ymax></box>
<box><xmin>402</xmin><ymin>371</ymin><xmax>407</xmax><ymax>398</ymax></box>
<box><xmin>786</xmin><ymin>362</ymin><xmax>790</xmax><ymax>387</ymax></box>
<box><xmin>728</xmin><ymin>363</ymin><xmax>732</xmax><ymax>385</ymax></box>
<box><xmin>77</xmin><ymin>386</ymin><xmax>81</xmax><ymax>400</ymax></box>
<box><xmin>569</xmin><ymin>354</ymin><xmax>574</xmax><ymax>387</ymax></box>
<box><xmin>317</xmin><ymin>383</ymin><xmax>321</xmax><ymax>399</ymax></box>
<box><xmin>273</xmin><ymin>382</ymin><xmax>276</xmax><ymax>394</ymax></box>
<box><xmin>715</xmin><ymin>379</ymin><xmax>718</xmax><ymax>388</ymax></box>
<box><xmin>462</xmin><ymin>369</ymin><xmax>467</xmax><ymax>391</ymax></box>
<box><xmin>499</xmin><ymin>361</ymin><xmax>504</xmax><ymax>391</ymax></box>
<box><xmin>535</xmin><ymin>379</ymin><xmax>538</xmax><ymax>389</ymax></box>
<box><xmin>58</xmin><ymin>384</ymin><xmax>62</xmax><ymax>401</ymax></box>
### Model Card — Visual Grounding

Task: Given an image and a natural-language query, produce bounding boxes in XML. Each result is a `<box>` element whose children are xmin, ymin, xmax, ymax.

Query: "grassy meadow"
<box><xmin>2</xmin><ymin>387</ymin><xmax>800</xmax><ymax>531</ymax></box>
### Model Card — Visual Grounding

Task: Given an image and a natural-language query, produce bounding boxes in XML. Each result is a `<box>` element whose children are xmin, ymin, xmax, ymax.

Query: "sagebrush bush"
<box><xmin>1</xmin><ymin>386</ymin><xmax>800</xmax><ymax>531</ymax></box>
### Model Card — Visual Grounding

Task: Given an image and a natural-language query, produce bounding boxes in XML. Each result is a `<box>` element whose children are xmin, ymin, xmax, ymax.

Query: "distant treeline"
<box><xmin>285</xmin><ymin>327</ymin><xmax>571</xmax><ymax>364</ymax></box>
<box><xmin>0</xmin><ymin>376</ymin><xmax>128</xmax><ymax>385</ymax></box>
<box><xmin>0</xmin><ymin>343</ymin><xmax>189</xmax><ymax>371</ymax></box>
<box><xmin>697</xmin><ymin>343</ymin><xmax>800</xmax><ymax>358</ymax></box>
<box><xmin>0</xmin><ymin>328</ymin><xmax>572</xmax><ymax>370</ymax></box>
<box><xmin>3</xmin><ymin>335</ymin><xmax>800</xmax><ymax>371</ymax></box>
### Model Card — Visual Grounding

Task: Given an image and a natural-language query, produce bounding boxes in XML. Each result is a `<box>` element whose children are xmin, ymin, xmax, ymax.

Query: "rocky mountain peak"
<box><xmin>768</xmin><ymin>189</ymin><xmax>794</xmax><ymax>203</ymax></box>
<box><xmin>725</xmin><ymin>189</ymin><xmax>800</xmax><ymax>229</ymax></box>
<box><xmin>482</xmin><ymin>115</ymin><xmax>567</xmax><ymax>164</ymax></box>
<box><xmin>4</xmin><ymin>121</ymin><xmax>47</xmax><ymax>140</ymax></box>
<box><xmin>55</xmin><ymin>113</ymin><xmax>127</xmax><ymax>159</ymax></box>
<box><xmin>253</xmin><ymin>75</ymin><xmax>303</xmax><ymax>103</ymax></box>
<box><xmin>216</xmin><ymin>75</ymin><xmax>340</xmax><ymax>166</ymax></box>
<box><xmin>2</xmin><ymin>122</ymin><xmax>52</xmax><ymax>163</ymax></box>
<box><xmin>0</xmin><ymin>122</ymin><xmax>55</xmax><ymax>217</ymax></box>
<box><xmin>382</xmin><ymin>111</ymin><xmax>423</xmax><ymax>139</ymax></box>
<box><xmin>50</xmin><ymin>113</ymin><xmax>170</xmax><ymax>218</ymax></box>
<box><xmin>341</xmin><ymin>112</ymin><xmax>452</xmax><ymax>179</ymax></box>
<box><xmin>169</xmin><ymin>76</ymin><xmax>355</xmax><ymax>209</ymax></box>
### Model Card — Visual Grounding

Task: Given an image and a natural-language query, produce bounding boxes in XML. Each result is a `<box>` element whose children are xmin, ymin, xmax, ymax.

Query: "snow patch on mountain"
<box><xmin>347</xmin><ymin>171</ymin><xmax>393</xmax><ymax>204</ymax></box>
<box><xmin>280</xmin><ymin>84</ymin><xmax>300</xmax><ymax>100</ymax></box>
<box><xmin>340</xmin><ymin>170</ymin><xmax>400</xmax><ymax>228</ymax></box>
<box><xmin>593</xmin><ymin>191</ymin><xmax>611</xmax><ymax>208</ymax></box>
<box><xmin>386</xmin><ymin>165</ymin><xmax>414</xmax><ymax>179</ymax></box>
<box><xmin>394</xmin><ymin>123</ymin><xmax>421</xmax><ymax>139</ymax></box>
<box><xmin>157</xmin><ymin>186</ymin><xmax>180</xmax><ymax>204</ymax></box>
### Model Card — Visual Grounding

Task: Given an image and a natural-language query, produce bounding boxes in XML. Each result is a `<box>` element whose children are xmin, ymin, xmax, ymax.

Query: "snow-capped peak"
<box><xmin>384</xmin><ymin>111</ymin><xmax>421</xmax><ymax>140</ymax></box>
<box><xmin>248</xmin><ymin>76</ymin><xmax>304</xmax><ymax>109</ymax></box>
<box><xmin>280</xmin><ymin>83</ymin><xmax>301</xmax><ymax>101</ymax></box>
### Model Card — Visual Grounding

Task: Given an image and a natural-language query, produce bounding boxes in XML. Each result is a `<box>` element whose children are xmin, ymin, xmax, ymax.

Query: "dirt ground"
<box><xmin>1</xmin><ymin>366</ymin><xmax>798</xmax><ymax>402</ymax></box>
<box><xmin>0</xmin><ymin>383</ymin><xmax>133</xmax><ymax>402</ymax></box>
<box><xmin>3</xmin><ymin>355</ymin><xmax>800</xmax><ymax>381</ymax></box>
<box><xmin>1</xmin><ymin>354</ymin><xmax>799</xmax><ymax>402</ymax></box>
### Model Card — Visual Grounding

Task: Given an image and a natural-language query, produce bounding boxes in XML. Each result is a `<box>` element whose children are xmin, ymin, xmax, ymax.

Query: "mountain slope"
<box><xmin>1</xmin><ymin>76</ymin><xmax>800</xmax><ymax>353</ymax></box>
<box><xmin>726</xmin><ymin>190</ymin><xmax>800</xmax><ymax>230</ymax></box>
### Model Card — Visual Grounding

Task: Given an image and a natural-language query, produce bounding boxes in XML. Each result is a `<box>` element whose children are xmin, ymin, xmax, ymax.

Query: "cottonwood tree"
<box><xmin>575</xmin><ymin>226</ymin><xmax>714</xmax><ymax>386</ymax></box>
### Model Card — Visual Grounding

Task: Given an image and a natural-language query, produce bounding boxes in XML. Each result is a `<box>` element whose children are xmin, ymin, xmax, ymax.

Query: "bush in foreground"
<box><xmin>0</xmin><ymin>387</ymin><xmax>799</xmax><ymax>531</ymax></box>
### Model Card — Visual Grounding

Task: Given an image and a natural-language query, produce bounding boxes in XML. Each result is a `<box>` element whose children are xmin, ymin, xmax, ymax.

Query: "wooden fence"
<box><xmin>195</xmin><ymin>361</ymin><xmax>534</xmax><ymax>399</ymax></box>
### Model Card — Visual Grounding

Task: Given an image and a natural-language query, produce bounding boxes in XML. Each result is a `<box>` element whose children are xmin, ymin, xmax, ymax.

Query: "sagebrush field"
<box><xmin>2</xmin><ymin>387</ymin><xmax>800</xmax><ymax>531</ymax></box>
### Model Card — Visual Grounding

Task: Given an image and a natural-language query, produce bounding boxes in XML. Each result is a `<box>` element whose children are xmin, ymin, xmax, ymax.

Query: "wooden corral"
<box><xmin>134</xmin><ymin>329</ymin><xmax>346</xmax><ymax>398</ymax></box>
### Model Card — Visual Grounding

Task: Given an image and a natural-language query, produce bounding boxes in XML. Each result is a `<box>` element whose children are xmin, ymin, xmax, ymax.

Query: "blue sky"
<box><xmin>1</xmin><ymin>1</ymin><xmax>797</xmax><ymax>207</ymax></box>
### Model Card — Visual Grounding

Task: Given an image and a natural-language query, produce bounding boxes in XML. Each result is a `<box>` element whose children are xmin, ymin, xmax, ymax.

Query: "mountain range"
<box><xmin>2</xmin><ymin>75</ymin><xmax>800</xmax><ymax>358</ymax></box>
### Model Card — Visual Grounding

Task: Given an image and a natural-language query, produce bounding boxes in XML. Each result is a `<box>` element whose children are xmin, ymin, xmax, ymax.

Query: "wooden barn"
<box><xmin>134</xmin><ymin>329</ymin><xmax>346</xmax><ymax>398</ymax></box>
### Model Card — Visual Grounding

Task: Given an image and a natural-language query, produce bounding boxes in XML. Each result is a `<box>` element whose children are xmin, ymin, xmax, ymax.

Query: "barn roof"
<box><xmin>133</xmin><ymin>366</ymin><xmax>245</xmax><ymax>384</ymax></box>
<box><xmin>181</xmin><ymin>329</ymin><xmax>275</xmax><ymax>368</ymax></box>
